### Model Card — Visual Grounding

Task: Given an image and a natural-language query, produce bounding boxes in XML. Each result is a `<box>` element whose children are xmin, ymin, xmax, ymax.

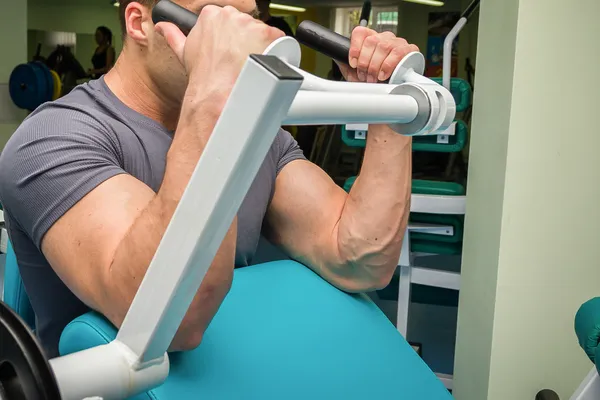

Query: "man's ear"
<box><xmin>124</xmin><ymin>1</ymin><xmax>152</xmax><ymax>45</ymax></box>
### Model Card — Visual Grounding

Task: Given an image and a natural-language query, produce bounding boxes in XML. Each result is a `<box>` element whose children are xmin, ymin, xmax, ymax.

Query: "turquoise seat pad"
<box><xmin>60</xmin><ymin>261</ymin><xmax>453</xmax><ymax>400</ymax></box>
<box><xmin>575</xmin><ymin>297</ymin><xmax>600</xmax><ymax>371</ymax></box>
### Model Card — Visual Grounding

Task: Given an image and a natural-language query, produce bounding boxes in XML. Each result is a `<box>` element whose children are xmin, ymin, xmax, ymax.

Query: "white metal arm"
<box><xmin>267</xmin><ymin>37</ymin><xmax>456</xmax><ymax>136</ymax></box>
<box><xmin>49</xmin><ymin>55</ymin><xmax>304</xmax><ymax>400</ymax></box>
<box><xmin>571</xmin><ymin>368</ymin><xmax>600</xmax><ymax>400</ymax></box>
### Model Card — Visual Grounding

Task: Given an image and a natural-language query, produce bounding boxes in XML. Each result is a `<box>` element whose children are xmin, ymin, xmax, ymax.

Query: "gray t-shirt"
<box><xmin>0</xmin><ymin>77</ymin><xmax>305</xmax><ymax>358</ymax></box>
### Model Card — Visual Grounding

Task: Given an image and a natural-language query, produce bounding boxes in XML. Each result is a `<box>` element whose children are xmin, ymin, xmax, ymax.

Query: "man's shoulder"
<box><xmin>8</xmin><ymin>82</ymin><xmax>117</xmax><ymax>146</ymax></box>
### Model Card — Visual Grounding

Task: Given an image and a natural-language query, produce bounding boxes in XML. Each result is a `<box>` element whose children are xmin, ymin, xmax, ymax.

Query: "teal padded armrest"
<box><xmin>60</xmin><ymin>261</ymin><xmax>453</xmax><ymax>400</ymax></box>
<box><xmin>410</xmin><ymin>213</ymin><xmax>464</xmax><ymax>244</ymax></box>
<box><xmin>342</xmin><ymin>120</ymin><xmax>468</xmax><ymax>153</ymax></box>
<box><xmin>341</xmin><ymin>126</ymin><xmax>367</xmax><ymax>148</ymax></box>
<box><xmin>412</xmin><ymin>120</ymin><xmax>468</xmax><ymax>153</ymax></box>
<box><xmin>344</xmin><ymin>177</ymin><xmax>465</xmax><ymax>197</ymax></box>
<box><xmin>411</xmin><ymin>240</ymin><xmax>462</xmax><ymax>256</ymax></box>
<box><xmin>429</xmin><ymin>78</ymin><xmax>472</xmax><ymax>112</ymax></box>
<box><xmin>575</xmin><ymin>297</ymin><xmax>600</xmax><ymax>368</ymax></box>
<box><xmin>412</xmin><ymin>180</ymin><xmax>465</xmax><ymax>196</ymax></box>
<box><xmin>3</xmin><ymin>241</ymin><xmax>35</xmax><ymax>330</ymax></box>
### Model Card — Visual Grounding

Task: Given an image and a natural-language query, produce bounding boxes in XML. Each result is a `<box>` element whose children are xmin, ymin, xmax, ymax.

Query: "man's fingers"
<box><xmin>349</xmin><ymin>26</ymin><xmax>376</xmax><ymax>69</ymax></box>
<box><xmin>379</xmin><ymin>43</ymin><xmax>419</xmax><ymax>81</ymax></box>
<box><xmin>368</xmin><ymin>40</ymin><xmax>393</xmax><ymax>82</ymax></box>
<box><xmin>155</xmin><ymin>22</ymin><xmax>187</xmax><ymax>64</ymax></box>
<box><xmin>356</xmin><ymin>35</ymin><xmax>379</xmax><ymax>81</ymax></box>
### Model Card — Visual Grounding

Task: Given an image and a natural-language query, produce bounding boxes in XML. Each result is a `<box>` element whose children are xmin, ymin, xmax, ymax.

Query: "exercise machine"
<box><xmin>342</xmin><ymin>0</ymin><xmax>479</xmax><ymax>391</ymax></box>
<box><xmin>9</xmin><ymin>45</ymin><xmax>88</xmax><ymax>112</ymax></box>
<box><xmin>0</xmin><ymin>1</ymin><xmax>457</xmax><ymax>398</ymax></box>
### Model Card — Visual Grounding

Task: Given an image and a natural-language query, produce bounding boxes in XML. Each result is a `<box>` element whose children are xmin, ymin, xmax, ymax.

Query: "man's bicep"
<box><xmin>41</xmin><ymin>174</ymin><xmax>155</xmax><ymax>311</ymax></box>
<box><xmin>265</xmin><ymin>159</ymin><xmax>347</xmax><ymax>267</ymax></box>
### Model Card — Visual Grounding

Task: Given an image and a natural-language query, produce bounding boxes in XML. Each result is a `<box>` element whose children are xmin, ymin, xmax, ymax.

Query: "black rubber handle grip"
<box><xmin>152</xmin><ymin>0</ymin><xmax>198</xmax><ymax>36</ymax></box>
<box><xmin>296</xmin><ymin>20</ymin><xmax>351</xmax><ymax>65</ymax></box>
<box><xmin>152</xmin><ymin>0</ymin><xmax>353</xmax><ymax>67</ymax></box>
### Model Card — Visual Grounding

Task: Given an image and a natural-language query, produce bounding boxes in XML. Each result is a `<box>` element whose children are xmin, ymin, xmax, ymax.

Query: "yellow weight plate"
<box><xmin>50</xmin><ymin>70</ymin><xmax>62</xmax><ymax>100</ymax></box>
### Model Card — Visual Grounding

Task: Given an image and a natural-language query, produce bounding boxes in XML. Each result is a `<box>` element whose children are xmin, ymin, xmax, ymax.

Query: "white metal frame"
<box><xmin>571</xmin><ymin>368</ymin><xmax>600</xmax><ymax>400</ymax></box>
<box><xmin>392</xmin><ymin>3</ymin><xmax>480</xmax><ymax>389</ymax></box>
<box><xmin>40</xmin><ymin>35</ymin><xmax>456</xmax><ymax>399</ymax></box>
<box><xmin>395</xmin><ymin>198</ymin><xmax>465</xmax><ymax>391</ymax></box>
<box><xmin>395</xmin><ymin>196</ymin><xmax>465</xmax><ymax>338</ymax></box>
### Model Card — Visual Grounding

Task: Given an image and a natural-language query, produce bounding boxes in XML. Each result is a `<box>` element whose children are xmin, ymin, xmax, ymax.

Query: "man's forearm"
<box><xmin>335</xmin><ymin>125</ymin><xmax>412</xmax><ymax>291</ymax></box>
<box><xmin>105</xmin><ymin>94</ymin><xmax>236</xmax><ymax>348</ymax></box>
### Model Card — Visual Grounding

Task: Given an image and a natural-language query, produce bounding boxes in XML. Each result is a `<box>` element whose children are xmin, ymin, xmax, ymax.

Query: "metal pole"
<box><xmin>461</xmin><ymin>0</ymin><xmax>481</xmax><ymax>20</ymax></box>
<box><xmin>285</xmin><ymin>91</ymin><xmax>419</xmax><ymax>126</ymax></box>
<box><xmin>116</xmin><ymin>55</ymin><xmax>303</xmax><ymax>363</ymax></box>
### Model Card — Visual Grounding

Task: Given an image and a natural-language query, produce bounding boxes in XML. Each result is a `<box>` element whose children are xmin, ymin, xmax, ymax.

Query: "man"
<box><xmin>257</xmin><ymin>0</ymin><xmax>294</xmax><ymax>36</ymax></box>
<box><xmin>0</xmin><ymin>0</ymin><xmax>416</xmax><ymax>358</ymax></box>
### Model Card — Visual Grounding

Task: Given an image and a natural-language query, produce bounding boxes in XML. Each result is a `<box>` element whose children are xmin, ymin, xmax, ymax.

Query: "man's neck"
<box><xmin>104</xmin><ymin>52</ymin><xmax>181</xmax><ymax>131</ymax></box>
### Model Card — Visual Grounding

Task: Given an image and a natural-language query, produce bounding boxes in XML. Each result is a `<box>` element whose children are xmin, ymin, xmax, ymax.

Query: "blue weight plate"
<box><xmin>30</xmin><ymin>62</ymin><xmax>49</xmax><ymax>107</ymax></box>
<box><xmin>9</xmin><ymin>64</ymin><xmax>42</xmax><ymax>111</ymax></box>
<box><xmin>35</xmin><ymin>62</ymin><xmax>54</xmax><ymax>104</ymax></box>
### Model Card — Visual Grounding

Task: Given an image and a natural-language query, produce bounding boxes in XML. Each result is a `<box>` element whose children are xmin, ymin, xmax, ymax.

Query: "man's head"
<box><xmin>256</xmin><ymin>0</ymin><xmax>271</xmax><ymax>18</ymax></box>
<box><xmin>116</xmin><ymin>0</ymin><xmax>258</xmax><ymax>108</ymax></box>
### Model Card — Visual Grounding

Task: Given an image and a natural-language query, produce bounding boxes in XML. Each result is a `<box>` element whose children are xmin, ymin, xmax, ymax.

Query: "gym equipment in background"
<box><xmin>0</xmin><ymin>1</ymin><xmax>457</xmax><ymax>398</ymax></box>
<box><xmin>342</xmin><ymin>0</ymin><xmax>479</xmax><ymax>391</ymax></box>
<box><xmin>9</xmin><ymin>62</ymin><xmax>56</xmax><ymax>112</ymax></box>
<box><xmin>9</xmin><ymin>44</ymin><xmax>87</xmax><ymax>112</ymax></box>
<box><xmin>359</xmin><ymin>1</ymin><xmax>372</xmax><ymax>27</ymax></box>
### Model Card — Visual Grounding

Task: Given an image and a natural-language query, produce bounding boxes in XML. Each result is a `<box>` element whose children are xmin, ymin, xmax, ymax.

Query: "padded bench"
<box><xmin>3</xmin><ymin>244</ymin><xmax>454</xmax><ymax>400</ymax></box>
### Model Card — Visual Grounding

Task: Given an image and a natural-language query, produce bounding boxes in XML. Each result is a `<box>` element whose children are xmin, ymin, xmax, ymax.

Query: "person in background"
<box><xmin>88</xmin><ymin>26</ymin><xmax>116</xmax><ymax>79</ymax></box>
<box><xmin>257</xmin><ymin>0</ymin><xmax>294</xmax><ymax>37</ymax></box>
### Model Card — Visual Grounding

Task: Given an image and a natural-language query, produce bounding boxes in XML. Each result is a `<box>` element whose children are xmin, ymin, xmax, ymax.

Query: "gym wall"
<box><xmin>28</xmin><ymin>0</ymin><xmax>123</xmax><ymax>59</ymax></box>
<box><xmin>454</xmin><ymin>0</ymin><xmax>600</xmax><ymax>398</ymax></box>
<box><xmin>0</xmin><ymin>1</ymin><xmax>27</xmax><ymax>149</ymax></box>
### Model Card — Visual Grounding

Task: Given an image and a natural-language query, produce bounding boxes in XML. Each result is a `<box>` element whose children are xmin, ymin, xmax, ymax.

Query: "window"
<box><xmin>333</xmin><ymin>6</ymin><xmax>399</xmax><ymax>36</ymax></box>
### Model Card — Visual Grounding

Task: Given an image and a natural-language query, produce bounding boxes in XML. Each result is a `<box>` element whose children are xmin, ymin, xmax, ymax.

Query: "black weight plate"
<box><xmin>9</xmin><ymin>64</ymin><xmax>42</xmax><ymax>111</ymax></box>
<box><xmin>0</xmin><ymin>302</ymin><xmax>61</xmax><ymax>400</ymax></box>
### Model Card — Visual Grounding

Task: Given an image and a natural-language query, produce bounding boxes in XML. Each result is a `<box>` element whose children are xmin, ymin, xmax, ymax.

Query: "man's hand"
<box><xmin>156</xmin><ymin>5</ymin><xmax>284</xmax><ymax>100</ymax></box>
<box><xmin>338</xmin><ymin>27</ymin><xmax>419</xmax><ymax>83</ymax></box>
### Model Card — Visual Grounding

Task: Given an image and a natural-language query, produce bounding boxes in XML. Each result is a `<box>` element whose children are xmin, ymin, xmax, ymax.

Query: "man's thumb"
<box><xmin>155</xmin><ymin>22</ymin><xmax>186</xmax><ymax>64</ymax></box>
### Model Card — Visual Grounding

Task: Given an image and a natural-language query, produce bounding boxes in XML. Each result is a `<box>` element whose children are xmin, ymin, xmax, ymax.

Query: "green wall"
<box><xmin>455</xmin><ymin>0</ymin><xmax>600</xmax><ymax>398</ymax></box>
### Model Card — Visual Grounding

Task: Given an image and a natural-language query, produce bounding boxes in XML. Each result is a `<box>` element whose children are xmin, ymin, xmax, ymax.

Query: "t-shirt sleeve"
<box><xmin>276</xmin><ymin>129</ymin><xmax>306</xmax><ymax>175</ymax></box>
<box><xmin>0</xmin><ymin>106</ymin><xmax>126</xmax><ymax>249</ymax></box>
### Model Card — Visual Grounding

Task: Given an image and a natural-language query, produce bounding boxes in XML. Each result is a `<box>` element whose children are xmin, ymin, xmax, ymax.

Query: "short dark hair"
<box><xmin>119</xmin><ymin>0</ymin><xmax>158</xmax><ymax>37</ymax></box>
<box><xmin>96</xmin><ymin>26</ymin><xmax>113</xmax><ymax>45</ymax></box>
